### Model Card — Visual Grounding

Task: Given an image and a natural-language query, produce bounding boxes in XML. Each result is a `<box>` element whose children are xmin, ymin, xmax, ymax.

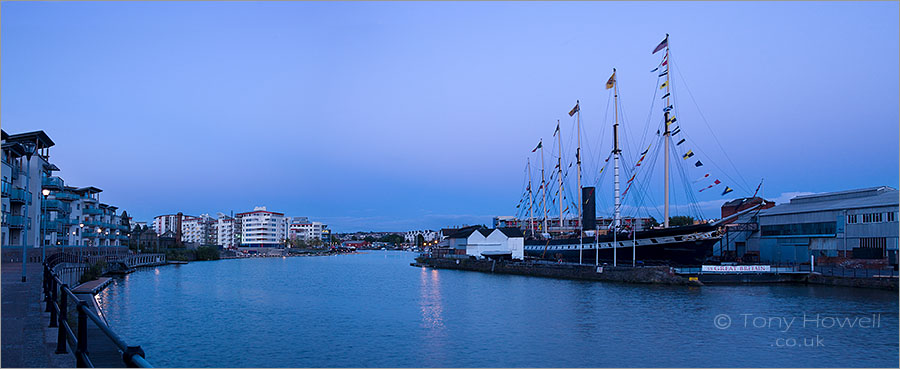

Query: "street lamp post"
<box><xmin>41</xmin><ymin>188</ymin><xmax>50</xmax><ymax>263</ymax></box>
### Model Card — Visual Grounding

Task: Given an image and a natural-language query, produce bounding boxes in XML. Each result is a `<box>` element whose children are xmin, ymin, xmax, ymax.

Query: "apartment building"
<box><xmin>236</xmin><ymin>206</ymin><xmax>288</xmax><ymax>248</ymax></box>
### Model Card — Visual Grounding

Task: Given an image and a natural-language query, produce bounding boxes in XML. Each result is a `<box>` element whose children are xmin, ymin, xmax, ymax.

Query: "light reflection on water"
<box><xmin>97</xmin><ymin>252</ymin><xmax>898</xmax><ymax>368</ymax></box>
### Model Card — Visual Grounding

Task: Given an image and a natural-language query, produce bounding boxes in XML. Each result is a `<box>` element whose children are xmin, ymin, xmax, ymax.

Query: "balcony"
<box><xmin>54</xmin><ymin>192</ymin><xmax>81</xmax><ymax>201</ymax></box>
<box><xmin>81</xmin><ymin>229</ymin><xmax>100</xmax><ymax>237</ymax></box>
<box><xmin>41</xmin><ymin>220</ymin><xmax>65</xmax><ymax>233</ymax></box>
<box><xmin>6</xmin><ymin>215</ymin><xmax>26</xmax><ymax>229</ymax></box>
<box><xmin>44</xmin><ymin>199</ymin><xmax>71</xmax><ymax>213</ymax></box>
<box><xmin>9</xmin><ymin>188</ymin><xmax>29</xmax><ymax>204</ymax></box>
<box><xmin>83</xmin><ymin>221</ymin><xmax>102</xmax><ymax>228</ymax></box>
<box><xmin>42</xmin><ymin>176</ymin><xmax>64</xmax><ymax>189</ymax></box>
<box><xmin>83</xmin><ymin>208</ymin><xmax>103</xmax><ymax>215</ymax></box>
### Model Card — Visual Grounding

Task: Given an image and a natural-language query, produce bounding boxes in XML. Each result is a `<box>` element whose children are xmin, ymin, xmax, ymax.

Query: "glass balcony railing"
<box><xmin>81</xmin><ymin>229</ymin><xmax>100</xmax><ymax>237</ymax></box>
<box><xmin>54</xmin><ymin>192</ymin><xmax>81</xmax><ymax>201</ymax></box>
<box><xmin>42</xmin><ymin>176</ymin><xmax>64</xmax><ymax>188</ymax></box>
<box><xmin>83</xmin><ymin>208</ymin><xmax>103</xmax><ymax>215</ymax></box>
<box><xmin>7</xmin><ymin>215</ymin><xmax>26</xmax><ymax>228</ymax></box>
<box><xmin>44</xmin><ymin>199</ymin><xmax>71</xmax><ymax>212</ymax></box>
<box><xmin>9</xmin><ymin>188</ymin><xmax>29</xmax><ymax>203</ymax></box>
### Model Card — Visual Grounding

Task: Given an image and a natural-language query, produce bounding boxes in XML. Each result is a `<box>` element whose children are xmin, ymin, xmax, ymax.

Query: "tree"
<box><xmin>364</xmin><ymin>236</ymin><xmax>376</xmax><ymax>242</ymax></box>
<box><xmin>646</xmin><ymin>217</ymin><xmax>660</xmax><ymax>228</ymax></box>
<box><xmin>416</xmin><ymin>234</ymin><xmax>425</xmax><ymax>247</ymax></box>
<box><xmin>669</xmin><ymin>215</ymin><xmax>695</xmax><ymax>227</ymax></box>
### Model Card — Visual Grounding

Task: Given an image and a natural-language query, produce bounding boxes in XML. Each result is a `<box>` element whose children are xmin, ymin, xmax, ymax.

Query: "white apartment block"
<box><xmin>289</xmin><ymin>217</ymin><xmax>327</xmax><ymax>241</ymax></box>
<box><xmin>216</xmin><ymin>217</ymin><xmax>236</xmax><ymax>248</ymax></box>
<box><xmin>153</xmin><ymin>214</ymin><xmax>180</xmax><ymax>236</ymax></box>
<box><xmin>180</xmin><ymin>213</ymin><xmax>216</xmax><ymax>245</ymax></box>
<box><xmin>236</xmin><ymin>206</ymin><xmax>288</xmax><ymax>247</ymax></box>
<box><xmin>405</xmin><ymin>230</ymin><xmax>438</xmax><ymax>243</ymax></box>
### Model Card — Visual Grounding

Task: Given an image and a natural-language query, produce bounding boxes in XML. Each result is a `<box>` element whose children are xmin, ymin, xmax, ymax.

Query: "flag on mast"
<box><xmin>652</xmin><ymin>35</ymin><xmax>668</xmax><ymax>54</ymax></box>
<box><xmin>532</xmin><ymin>140</ymin><xmax>542</xmax><ymax>152</ymax></box>
<box><xmin>682</xmin><ymin>150</ymin><xmax>694</xmax><ymax>159</ymax></box>
<box><xmin>721</xmin><ymin>186</ymin><xmax>734</xmax><ymax>195</ymax></box>
<box><xmin>606</xmin><ymin>70</ymin><xmax>616</xmax><ymax>89</ymax></box>
<box><xmin>568</xmin><ymin>101</ymin><xmax>580</xmax><ymax>117</ymax></box>
<box><xmin>660</xmin><ymin>81</ymin><xmax>668</xmax><ymax>89</ymax></box>
<box><xmin>553</xmin><ymin>122</ymin><xmax>560</xmax><ymax>136</ymax></box>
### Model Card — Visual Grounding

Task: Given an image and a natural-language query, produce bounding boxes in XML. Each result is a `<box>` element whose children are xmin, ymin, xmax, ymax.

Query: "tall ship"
<box><xmin>516</xmin><ymin>35</ymin><xmax>766</xmax><ymax>266</ymax></box>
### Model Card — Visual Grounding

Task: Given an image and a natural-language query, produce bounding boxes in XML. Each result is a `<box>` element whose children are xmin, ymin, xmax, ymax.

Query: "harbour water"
<box><xmin>97</xmin><ymin>251</ymin><xmax>898</xmax><ymax>368</ymax></box>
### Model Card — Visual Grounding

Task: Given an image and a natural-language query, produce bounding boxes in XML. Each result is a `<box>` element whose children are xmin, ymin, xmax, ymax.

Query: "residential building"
<box><xmin>405</xmin><ymin>230</ymin><xmax>438</xmax><ymax>243</ymax></box>
<box><xmin>216</xmin><ymin>213</ymin><xmax>236</xmax><ymax>248</ymax></box>
<box><xmin>181</xmin><ymin>213</ymin><xmax>217</xmax><ymax>245</ymax></box>
<box><xmin>236</xmin><ymin>206</ymin><xmax>288</xmax><ymax>248</ymax></box>
<box><xmin>153</xmin><ymin>214</ymin><xmax>180</xmax><ymax>236</ymax></box>
<box><xmin>289</xmin><ymin>217</ymin><xmax>327</xmax><ymax>242</ymax></box>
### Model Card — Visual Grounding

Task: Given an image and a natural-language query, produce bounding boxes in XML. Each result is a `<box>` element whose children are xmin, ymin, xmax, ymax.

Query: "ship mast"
<box><xmin>576</xmin><ymin>100</ymin><xmax>583</xmax><ymax>234</ymax></box>
<box><xmin>557</xmin><ymin>120</ymin><xmax>563</xmax><ymax>235</ymax></box>
<box><xmin>663</xmin><ymin>34</ymin><xmax>671</xmax><ymax>228</ymax></box>
<box><xmin>540</xmin><ymin>138</ymin><xmax>548</xmax><ymax>235</ymax></box>
<box><xmin>527</xmin><ymin>158</ymin><xmax>535</xmax><ymax>237</ymax></box>
<box><xmin>612</xmin><ymin>69</ymin><xmax>621</xmax><ymax>234</ymax></box>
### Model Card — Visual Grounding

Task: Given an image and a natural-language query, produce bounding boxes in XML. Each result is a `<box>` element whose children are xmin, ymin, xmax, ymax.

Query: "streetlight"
<box><xmin>41</xmin><ymin>188</ymin><xmax>50</xmax><ymax>263</ymax></box>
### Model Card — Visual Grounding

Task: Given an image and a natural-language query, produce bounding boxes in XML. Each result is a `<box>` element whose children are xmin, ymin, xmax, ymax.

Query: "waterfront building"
<box><xmin>288</xmin><ymin>217</ymin><xmax>327</xmax><ymax>242</ymax></box>
<box><xmin>236</xmin><ymin>206</ymin><xmax>288</xmax><ymax>248</ymax></box>
<box><xmin>404</xmin><ymin>230</ymin><xmax>438</xmax><ymax>243</ymax></box>
<box><xmin>722</xmin><ymin>186</ymin><xmax>899</xmax><ymax>264</ymax></box>
<box><xmin>152</xmin><ymin>214</ymin><xmax>180</xmax><ymax>236</ymax></box>
<box><xmin>181</xmin><ymin>213</ymin><xmax>217</xmax><ymax>245</ymax></box>
<box><xmin>2</xmin><ymin>130</ymin><xmax>129</xmax><ymax>259</ymax></box>
<box><xmin>443</xmin><ymin>226</ymin><xmax>525</xmax><ymax>259</ymax></box>
<box><xmin>216</xmin><ymin>213</ymin><xmax>236</xmax><ymax>248</ymax></box>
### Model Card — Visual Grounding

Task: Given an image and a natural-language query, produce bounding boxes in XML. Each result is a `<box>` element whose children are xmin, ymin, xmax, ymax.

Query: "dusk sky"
<box><xmin>2</xmin><ymin>1</ymin><xmax>898</xmax><ymax>232</ymax></box>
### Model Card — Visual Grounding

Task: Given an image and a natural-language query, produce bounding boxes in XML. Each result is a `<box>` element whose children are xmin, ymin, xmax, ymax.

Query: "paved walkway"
<box><xmin>1</xmin><ymin>262</ymin><xmax>74</xmax><ymax>368</ymax></box>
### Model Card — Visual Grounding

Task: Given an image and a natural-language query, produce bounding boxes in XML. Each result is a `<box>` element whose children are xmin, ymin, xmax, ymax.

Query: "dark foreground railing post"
<box><xmin>44</xmin><ymin>266</ymin><xmax>52</xmax><ymax>313</ymax></box>
<box><xmin>123</xmin><ymin>345</ymin><xmax>146</xmax><ymax>368</ymax></box>
<box><xmin>49</xmin><ymin>278</ymin><xmax>58</xmax><ymax>328</ymax></box>
<box><xmin>76</xmin><ymin>301</ymin><xmax>89</xmax><ymax>368</ymax></box>
<box><xmin>56</xmin><ymin>284</ymin><xmax>68</xmax><ymax>354</ymax></box>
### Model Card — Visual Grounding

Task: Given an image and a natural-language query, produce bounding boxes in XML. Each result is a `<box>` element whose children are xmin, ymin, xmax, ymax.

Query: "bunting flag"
<box><xmin>598</xmin><ymin>167</ymin><xmax>604</xmax><ymax>174</ymax></box>
<box><xmin>672</xmin><ymin>127</ymin><xmax>681</xmax><ymax>135</ymax></box>
<box><xmin>682</xmin><ymin>150</ymin><xmax>694</xmax><ymax>159</ymax></box>
<box><xmin>635</xmin><ymin>154</ymin><xmax>646</xmax><ymax>166</ymax></box>
<box><xmin>568</xmin><ymin>162</ymin><xmax>572</xmax><ymax>168</ymax></box>
<box><xmin>658</xmin><ymin>71</ymin><xmax>668</xmax><ymax>77</ymax></box>
<box><xmin>662</xmin><ymin>58</ymin><xmax>668</xmax><ymax>66</ymax></box>
<box><xmin>532</xmin><ymin>141</ymin><xmax>542</xmax><ymax>152</ymax></box>
<box><xmin>650</xmin><ymin>67</ymin><xmax>659</xmax><ymax>73</ymax></box>
<box><xmin>627</xmin><ymin>173</ymin><xmax>636</xmax><ymax>183</ymax></box>
<box><xmin>663</xmin><ymin>105</ymin><xmax>673</xmax><ymax>112</ymax></box>
<box><xmin>568</xmin><ymin>102</ymin><xmax>580</xmax><ymax>117</ymax></box>
<box><xmin>640</xmin><ymin>145</ymin><xmax>651</xmax><ymax>155</ymax></box>
<box><xmin>676</xmin><ymin>138</ymin><xmax>685</xmax><ymax>145</ymax></box>
<box><xmin>553</xmin><ymin>123</ymin><xmax>560</xmax><ymax>136</ymax></box>
<box><xmin>660</xmin><ymin>81</ymin><xmax>668</xmax><ymax>89</ymax></box>
<box><xmin>652</xmin><ymin>35</ymin><xmax>668</xmax><ymax>54</ymax></box>
<box><xmin>606</xmin><ymin>71</ymin><xmax>616</xmax><ymax>89</ymax></box>
<box><xmin>693</xmin><ymin>173</ymin><xmax>710</xmax><ymax>183</ymax></box>
<box><xmin>661</xmin><ymin>93</ymin><xmax>670</xmax><ymax>100</ymax></box>
<box><xmin>694</xmin><ymin>160</ymin><xmax>703</xmax><ymax>167</ymax></box>
<box><xmin>667</xmin><ymin>116</ymin><xmax>677</xmax><ymax>125</ymax></box>
<box><xmin>714</xmin><ymin>179</ymin><xmax>721</xmax><ymax>185</ymax></box>
<box><xmin>563</xmin><ymin>205</ymin><xmax>569</xmax><ymax>213</ymax></box>
<box><xmin>721</xmin><ymin>186</ymin><xmax>734</xmax><ymax>196</ymax></box>
<box><xmin>656</xmin><ymin>129</ymin><xmax>660</xmax><ymax>136</ymax></box>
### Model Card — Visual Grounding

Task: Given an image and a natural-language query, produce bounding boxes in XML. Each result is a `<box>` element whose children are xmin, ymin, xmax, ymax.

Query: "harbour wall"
<box><xmin>413</xmin><ymin>257</ymin><xmax>700</xmax><ymax>286</ymax></box>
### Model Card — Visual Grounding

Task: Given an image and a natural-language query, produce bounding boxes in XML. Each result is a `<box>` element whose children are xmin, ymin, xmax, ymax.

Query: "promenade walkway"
<box><xmin>1</xmin><ymin>262</ymin><xmax>74</xmax><ymax>368</ymax></box>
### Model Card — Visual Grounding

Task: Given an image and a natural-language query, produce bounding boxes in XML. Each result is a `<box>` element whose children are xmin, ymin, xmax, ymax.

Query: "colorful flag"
<box><xmin>568</xmin><ymin>102</ymin><xmax>580</xmax><ymax>117</ymax></box>
<box><xmin>694</xmin><ymin>160</ymin><xmax>703</xmax><ymax>167</ymax></box>
<box><xmin>636</xmin><ymin>155</ymin><xmax>646</xmax><ymax>166</ymax></box>
<box><xmin>606</xmin><ymin>71</ymin><xmax>616</xmax><ymax>89</ymax></box>
<box><xmin>662</xmin><ymin>58</ymin><xmax>668</xmax><ymax>66</ymax></box>
<box><xmin>553</xmin><ymin>122</ymin><xmax>560</xmax><ymax>136</ymax></box>
<box><xmin>682</xmin><ymin>150</ymin><xmax>694</xmax><ymax>159</ymax></box>
<box><xmin>532</xmin><ymin>141</ymin><xmax>542</xmax><ymax>152</ymax></box>
<box><xmin>693</xmin><ymin>173</ymin><xmax>710</xmax><ymax>183</ymax></box>
<box><xmin>714</xmin><ymin>179</ymin><xmax>721</xmax><ymax>185</ymax></box>
<box><xmin>660</xmin><ymin>81</ymin><xmax>668</xmax><ymax>89</ymax></box>
<box><xmin>661</xmin><ymin>92</ymin><xmax>670</xmax><ymax>100</ymax></box>
<box><xmin>663</xmin><ymin>105</ymin><xmax>673</xmax><ymax>112</ymax></box>
<box><xmin>627</xmin><ymin>173</ymin><xmax>636</xmax><ymax>183</ymax></box>
<box><xmin>722</xmin><ymin>186</ymin><xmax>734</xmax><ymax>195</ymax></box>
<box><xmin>667</xmin><ymin>116</ymin><xmax>677</xmax><ymax>125</ymax></box>
<box><xmin>752</xmin><ymin>179</ymin><xmax>763</xmax><ymax>198</ymax></box>
<box><xmin>640</xmin><ymin>145</ymin><xmax>651</xmax><ymax>155</ymax></box>
<box><xmin>676</xmin><ymin>138</ymin><xmax>685</xmax><ymax>145</ymax></box>
<box><xmin>652</xmin><ymin>35</ymin><xmax>668</xmax><ymax>54</ymax></box>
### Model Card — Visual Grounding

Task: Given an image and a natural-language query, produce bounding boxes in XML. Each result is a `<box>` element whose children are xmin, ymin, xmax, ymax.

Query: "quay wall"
<box><xmin>807</xmin><ymin>273</ymin><xmax>898</xmax><ymax>291</ymax></box>
<box><xmin>414</xmin><ymin>257</ymin><xmax>700</xmax><ymax>286</ymax></box>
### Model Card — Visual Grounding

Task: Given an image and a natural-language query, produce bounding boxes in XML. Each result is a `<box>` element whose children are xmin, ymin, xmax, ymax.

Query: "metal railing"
<box><xmin>42</xmin><ymin>262</ymin><xmax>153</xmax><ymax>368</ymax></box>
<box><xmin>816</xmin><ymin>265</ymin><xmax>898</xmax><ymax>278</ymax></box>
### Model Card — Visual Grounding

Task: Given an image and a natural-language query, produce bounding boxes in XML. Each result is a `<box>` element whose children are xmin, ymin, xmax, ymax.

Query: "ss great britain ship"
<box><xmin>517</xmin><ymin>35</ymin><xmax>766</xmax><ymax>266</ymax></box>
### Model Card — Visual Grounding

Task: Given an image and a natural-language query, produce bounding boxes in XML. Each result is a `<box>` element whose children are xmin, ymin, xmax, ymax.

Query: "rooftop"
<box><xmin>761</xmin><ymin>186</ymin><xmax>898</xmax><ymax>216</ymax></box>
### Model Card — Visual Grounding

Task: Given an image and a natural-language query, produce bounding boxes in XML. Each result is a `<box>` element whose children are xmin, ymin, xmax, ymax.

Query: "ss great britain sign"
<box><xmin>701</xmin><ymin>265</ymin><xmax>771</xmax><ymax>273</ymax></box>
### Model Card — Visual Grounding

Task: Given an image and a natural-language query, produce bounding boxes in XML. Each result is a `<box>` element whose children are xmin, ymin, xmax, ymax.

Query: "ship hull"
<box><xmin>523</xmin><ymin>225</ymin><xmax>720</xmax><ymax>266</ymax></box>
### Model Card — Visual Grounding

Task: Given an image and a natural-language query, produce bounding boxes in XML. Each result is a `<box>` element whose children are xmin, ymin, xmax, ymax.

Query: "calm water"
<box><xmin>97</xmin><ymin>251</ymin><xmax>898</xmax><ymax>367</ymax></box>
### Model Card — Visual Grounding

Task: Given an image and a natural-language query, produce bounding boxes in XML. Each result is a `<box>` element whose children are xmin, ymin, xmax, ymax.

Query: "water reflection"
<box><xmin>419</xmin><ymin>267</ymin><xmax>444</xmax><ymax>331</ymax></box>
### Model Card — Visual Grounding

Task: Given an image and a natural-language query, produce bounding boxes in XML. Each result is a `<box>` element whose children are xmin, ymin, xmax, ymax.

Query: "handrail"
<box><xmin>43</xmin><ymin>263</ymin><xmax>154</xmax><ymax>368</ymax></box>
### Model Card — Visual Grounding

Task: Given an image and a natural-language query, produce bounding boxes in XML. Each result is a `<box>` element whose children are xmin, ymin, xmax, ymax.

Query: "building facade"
<box><xmin>236</xmin><ymin>206</ymin><xmax>288</xmax><ymax>248</ymax></box>
<box><xmin>288</xmin><ymin>217</ymin><xmax>328</xmax><ymax>242</ymax></box>
<box><xmin>405</xmin><ymin>230</ymin><xmax>438</xmax><ymax>243</ymax></box>
<box><xmin>153</xmin><ymin>214</ymin><xmax>180</xmax><ymax>236</ymax></box>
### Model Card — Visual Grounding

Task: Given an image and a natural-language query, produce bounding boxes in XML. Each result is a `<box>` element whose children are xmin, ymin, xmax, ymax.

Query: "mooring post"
<box><xmin>56</xmin><ymin>284</ymin><xmax>69</xmax><ymax>354</ymax></box>
<box><xmin>123</xmin><ymin>345</ymin><xmax>146</xmax><ymax>368</ymax></box>
<box><xmin>76</xmin><ymin>301</ymin><xmax>89</xmax><ymax>367</ymax></box>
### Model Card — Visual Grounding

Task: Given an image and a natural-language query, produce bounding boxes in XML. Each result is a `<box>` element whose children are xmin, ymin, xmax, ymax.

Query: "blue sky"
<box><xmin>3</xmin><ymin>1</ymin><xmax>898</xmax><ymax>232</ymax></box>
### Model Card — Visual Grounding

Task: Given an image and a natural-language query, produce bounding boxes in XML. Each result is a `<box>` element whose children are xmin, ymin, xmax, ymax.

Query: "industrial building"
<box><xmin>720</xmin><ymin>186</ymin><xmax>898</xmax><ymax>265</ymax></box>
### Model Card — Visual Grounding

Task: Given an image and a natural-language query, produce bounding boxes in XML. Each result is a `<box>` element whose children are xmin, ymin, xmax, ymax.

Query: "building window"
<box><xmin>761</xmin><ymin>222</ymin><xmax>837</xmax><ymax>237</ymax></box>
<box><xmin>847</xmin><ymin>214</ymin><xmax>857</xmax><ymax>224</ymax></box>
<box><xmin>859</xmin><ymin>237</ymin><xmax>887</xmax><ymax>249</ymax></box>
<box><xmin>888</xmin><ymin>212</ymin><xmax>897</xmax><ymax>222</ymax></box>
